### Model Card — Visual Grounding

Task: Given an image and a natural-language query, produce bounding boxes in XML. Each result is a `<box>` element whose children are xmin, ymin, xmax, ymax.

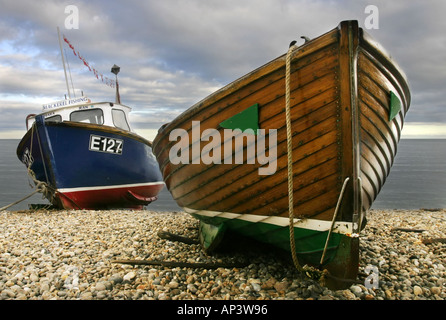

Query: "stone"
<box><xmin>168</xmin><ymin>281</ymin><xmax>179</xmax><ymax>289</ymax></box>
<box><xmin>350</xmin><ymin>285</ymin><xmax>362</xmax><ymax>297</ymax></box>
<box><xmin>122</xmin><ymin>271</ymin><xmax>136</xmax><ymax>281</ymax></box>
<box><xmin>95</xmin><ymin>282</ymin><xmax>107</xmax><ymax>291</ymax></box>
<box><xmin>0</xmin><ymin>209</ymin><xmax>444</xmax><ymax>301</ymax></box>
<box><xmin>80</xmin><ymin>292</ymin><xmax>93</xmax><ymax>300</ymax></box>
<box><xmin>430</xmin><ymin>287</ymin><xmax>441</xmax><ymax>295</ymax></box>
<box><xmin>342</xmin><ymin>290</ymin><xmax>357</xmax><ymax>300</ymax></box>
<box><xmin>413</xmin><ymin>286</ymin><xmax>423</xmax><ymax>296</ymax></box>
<box><xmin>273</xmin><ymin>281</ymin><xmax>289</xmax><ymax>293</ymax></box>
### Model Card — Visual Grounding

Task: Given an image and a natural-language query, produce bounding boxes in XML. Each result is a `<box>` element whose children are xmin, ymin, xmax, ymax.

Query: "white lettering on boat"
<box><xmin>42</xmin><ymin>97</ymin><xmax>91</xmax><ymax>111</ymax></box>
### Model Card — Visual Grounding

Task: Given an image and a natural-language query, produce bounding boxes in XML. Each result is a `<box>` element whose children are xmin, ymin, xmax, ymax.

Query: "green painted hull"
<box><xmin>189</xmin><ymin>208</ymin><xmax>359</xmax><ymax>288</ymax></box>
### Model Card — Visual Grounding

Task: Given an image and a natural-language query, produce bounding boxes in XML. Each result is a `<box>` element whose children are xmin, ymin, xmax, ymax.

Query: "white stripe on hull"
<box><xmin>58</xmin><ymin>181</ymin><xmax>165</xmax><ymax>193</ymax></box>
<box><xmin>183</xmin><ymin>207</ymin><xmax>354</xmax><ymax>235</ymax></box>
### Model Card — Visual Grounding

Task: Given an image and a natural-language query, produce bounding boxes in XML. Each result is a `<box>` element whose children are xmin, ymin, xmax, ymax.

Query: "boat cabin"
<box><xmin>26</xmin><ymin>96</ymin><xmax>132</xmax><ymax>132</ymax></box>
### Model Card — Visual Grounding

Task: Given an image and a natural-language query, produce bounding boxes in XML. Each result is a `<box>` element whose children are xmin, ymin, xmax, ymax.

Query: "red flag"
<box><xmin>62</xmin><ymin>36</ymin><xmax>113</xmax><ymax>89</ymax></box>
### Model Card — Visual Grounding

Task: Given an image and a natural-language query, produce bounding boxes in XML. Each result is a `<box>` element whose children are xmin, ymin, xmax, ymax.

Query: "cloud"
<box><xmin>0</xmin><ymin>0</ymin><xmax>445</xmax><ymax>139</ymax></box>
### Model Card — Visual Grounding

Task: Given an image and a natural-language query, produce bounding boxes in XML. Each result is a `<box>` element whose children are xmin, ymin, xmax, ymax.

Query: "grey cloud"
<box><xmin>0</xmin><ymin>0</ymin><xmax>445</xmax><ymax>138</ymax></box>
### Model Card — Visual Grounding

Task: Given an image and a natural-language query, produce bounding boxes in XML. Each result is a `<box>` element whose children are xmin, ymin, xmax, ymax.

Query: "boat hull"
<box><xmin>17</xmin><ymin>116</ymin><xmax>164</xmax><ymax>210</ymax></box>
<box><xmin>152</xmin><ymin>21</ymin><xmax>410</xmax><ymax>287</ymax></box>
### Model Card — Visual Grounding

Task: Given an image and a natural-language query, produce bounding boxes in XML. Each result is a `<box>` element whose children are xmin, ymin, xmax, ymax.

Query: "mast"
<box><xmin>111</xmin><ymin>64</ymin><xmax>121</xmax><ymax>104</ymax></box>
<box><xmin>57</xmin><ymin>26</ymin><xmax>72</xmax><ymax>99</ymax></box>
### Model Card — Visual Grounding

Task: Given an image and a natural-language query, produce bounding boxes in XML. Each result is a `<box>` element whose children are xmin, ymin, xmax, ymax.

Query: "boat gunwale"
<box><xmin>359</xmin><ymin>29</ymin><xmax>411</xmax><ymax>107</ymax></box>
<box><xmin>17</xmin><ymin>119</ymin><xmax>153</xmax><ymax>160</ymax></box>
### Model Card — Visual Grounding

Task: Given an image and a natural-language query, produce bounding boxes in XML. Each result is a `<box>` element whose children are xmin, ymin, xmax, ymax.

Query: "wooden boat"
<box><xmin>152</xmin><ymin>21</ymin><xmax>410</xmax><ymax>288</ymax></box>
<box><xmin>17</xmin><ymin>97</ymin><xmax>164</xmax><ymax>210</ymax></box>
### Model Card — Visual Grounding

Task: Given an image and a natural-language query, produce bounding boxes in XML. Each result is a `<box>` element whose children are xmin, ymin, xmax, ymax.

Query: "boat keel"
<box><xmin>320</xmin><ymin>235</ymin><xmax>360</xmax><ymax>289</ymax></box>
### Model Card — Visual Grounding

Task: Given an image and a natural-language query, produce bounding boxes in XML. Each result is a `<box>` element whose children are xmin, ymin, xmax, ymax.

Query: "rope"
<box><xmin>0</xmin><ymin>184</ymin><xmax>43</xmax><ymax>211</ymax></box>
<box><xmin>0</xmin><ymin>124</ymin><xmax>52</xmax><ymax>211</ymax></box>
<box><xmin>283</xmin><ymin>42</ymin><xmax>330</xmax><ymax>285</ymax></box>
<box><xmin>285</xmin><ymin>43</ymin><xmax>302</xmax><ymax>271</ymax></box>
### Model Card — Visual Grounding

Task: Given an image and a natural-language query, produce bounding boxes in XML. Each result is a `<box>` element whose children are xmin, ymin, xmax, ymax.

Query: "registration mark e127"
<box><xmin>89</xmin><ymin>135</ymin><xmax>123</xmax><ymax>155</ymax></box>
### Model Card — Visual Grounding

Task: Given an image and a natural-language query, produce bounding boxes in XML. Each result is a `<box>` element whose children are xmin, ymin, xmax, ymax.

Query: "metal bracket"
<box><xmin>320</xmin><ymin>177</ymin><xmax>350</xmax><ymax>265</ymax></box>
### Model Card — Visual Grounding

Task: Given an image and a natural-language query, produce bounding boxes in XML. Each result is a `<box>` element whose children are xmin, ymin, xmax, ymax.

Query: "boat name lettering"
<box><xmin>42</xmin><ymin>97</ymin><xmax>91</xmax><ymax>111</ymax></box>
<box><xmin>89</xmin><ymin>135</ymin><xmax>123</xmax><ymax>155</ymax></box>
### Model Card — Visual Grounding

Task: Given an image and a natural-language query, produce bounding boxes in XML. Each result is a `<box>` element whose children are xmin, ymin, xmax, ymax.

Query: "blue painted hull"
<box><xmin>17</xmin><ymin>115</ymin><xmax>164</xmax><ymax>209</ymax></box>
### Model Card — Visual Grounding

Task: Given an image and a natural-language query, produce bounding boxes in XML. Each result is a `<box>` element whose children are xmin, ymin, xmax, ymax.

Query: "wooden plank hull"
<box><xmin>153</xmin><ymin>21</ymin><xmax>410</xmax><ymax>288</ymax></box>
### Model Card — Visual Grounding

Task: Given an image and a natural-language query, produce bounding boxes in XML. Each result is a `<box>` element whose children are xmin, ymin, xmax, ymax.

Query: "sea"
<box><xmin>0</xmin><ymin>139</ymin><xmax>445</xmax><ymax>211</ymax></box>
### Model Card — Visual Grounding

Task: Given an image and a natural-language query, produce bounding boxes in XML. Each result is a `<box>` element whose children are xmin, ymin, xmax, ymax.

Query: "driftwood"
<box><xmin>421</xmin><ymin>238</ymin><xmax>446</xmax><ymax>245</ymax></box>
<box><xmin>111</xmin><ymin>231</ymin><xmax>248</xmax><ymax>269</ymax></box>
<box><xmin>111</xmin><ymin>259</ymin><xmax>248</xmax><ymax>269</ymax></box>
<box><xmin>157</xmin><ymin>230</ymin><xmax>199</xmax><ymax>245</ymax></box>
<box><xmin>391</xmin><ymin>227</ymin><xmax>426</xmax><ymax>233</ymax></box>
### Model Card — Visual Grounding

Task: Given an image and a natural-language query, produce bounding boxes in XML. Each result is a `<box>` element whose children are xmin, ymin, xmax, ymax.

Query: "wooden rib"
<box><xmin>171</xmin><ymin>115</ymin><xmax>339</xmax><ymax>211</ymax></box>
<box><xmin>168</xmin><ymin>93</ymin><xmax>339</xmax><ymax>198</ymax></box>
<box><xmin>178</xmin><ymin>134</ymin><xmax>340</xmax><ymax>219</ymax></box>
<box><xmin>357</xmin><ymin>46</ymin><xmax>409</xmax><ymax>211</ymax></box>
<box><xmin>170</xmin><ymin>99</ymin><xmax>339</xmax><ymax>199</ymax></box>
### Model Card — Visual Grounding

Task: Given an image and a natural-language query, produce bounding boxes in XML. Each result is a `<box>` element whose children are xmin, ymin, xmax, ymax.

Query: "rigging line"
<box><xmin>57</xmin><ymin>26</ymin><xmax>71</xmax><ymax>99</ymax></box>
<box><xmin>64</xmin><ymin>48</ymin><xmax>76</xmax><ymax>98</ymax></box>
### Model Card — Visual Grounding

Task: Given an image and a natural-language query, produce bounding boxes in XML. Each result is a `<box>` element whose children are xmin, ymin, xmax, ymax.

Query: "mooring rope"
<box><xmin>285</xmin><ymin>42</ymin><xmax>302</xmax><ymax>271</ymax></box>
<box><xmin>0</xmin><ymin>125</ymin><xmax>51</xmax><ymax>211</ymax></box>
<box><xmin>283</xmin><ymin>42</ymin><xmax>334</xmax><ymax>285</ymax></box>
<box><xmin>0</xmin><ymin>183</ymin><xmax>44</xmax><ymax>211</ymax></box>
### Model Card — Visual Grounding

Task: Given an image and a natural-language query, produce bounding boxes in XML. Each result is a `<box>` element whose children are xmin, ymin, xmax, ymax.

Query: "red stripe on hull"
<box><xmin>56</xmin><ymin>183</ymin><xmax>165</xmax><ymax>210</ymax></box>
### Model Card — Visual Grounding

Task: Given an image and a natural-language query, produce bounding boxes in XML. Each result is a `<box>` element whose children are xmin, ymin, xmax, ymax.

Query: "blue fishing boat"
<box><xmin>17</xmin><ymin>96</ymin><xmax>164</xmax><ymax>210</ymax></box>
<box><xmin>16</xmin><ymin>29</ymin><xmax>163</xmax><ymax>210</ymax></box>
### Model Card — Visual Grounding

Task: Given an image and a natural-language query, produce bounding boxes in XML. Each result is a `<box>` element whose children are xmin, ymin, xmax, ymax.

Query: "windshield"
<box><xmin>112</xmin><ymin>109</ymin><xmax>130</xmax><ymax>131</ymax></box>
<box><xmin>70</xmin><ymin>109</ymin><xmax>104</xmax><ymax>125</ymax></box>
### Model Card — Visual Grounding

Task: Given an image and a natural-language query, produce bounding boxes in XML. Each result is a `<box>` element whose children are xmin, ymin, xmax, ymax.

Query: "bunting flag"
<box><xmin>63</xmin><ymin>35</ymin><xmax>116</xmax><ymax>88</ymax></box>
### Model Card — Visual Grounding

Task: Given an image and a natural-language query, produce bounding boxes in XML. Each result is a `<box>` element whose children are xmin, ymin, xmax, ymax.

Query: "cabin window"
<box><xmin>70</xmin><ymin>109</ymin><xmax>104</xmax><ymax>125</ymax></box>
<box><xmin>112</xmin><ymin>109</ymin><xmax>130</xmax><ymax>131</ymax></box>
<box><xmin>45</xmin><ymin>115</ymin><xmax>62</xmax><ymax>123</ymax></box>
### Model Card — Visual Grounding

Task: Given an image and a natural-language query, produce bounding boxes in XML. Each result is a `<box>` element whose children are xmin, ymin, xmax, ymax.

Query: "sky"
<box><xmin>1</xmin><ymin>0</ymin><xmax>445</xmax><ymax>141</ymax></box>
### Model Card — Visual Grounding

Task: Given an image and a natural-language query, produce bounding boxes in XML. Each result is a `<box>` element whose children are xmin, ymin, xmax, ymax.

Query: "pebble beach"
<box><xmin>0</xmin><ymin>208</ymin><xmax>445</xmax><ymax>301</ymax></box>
